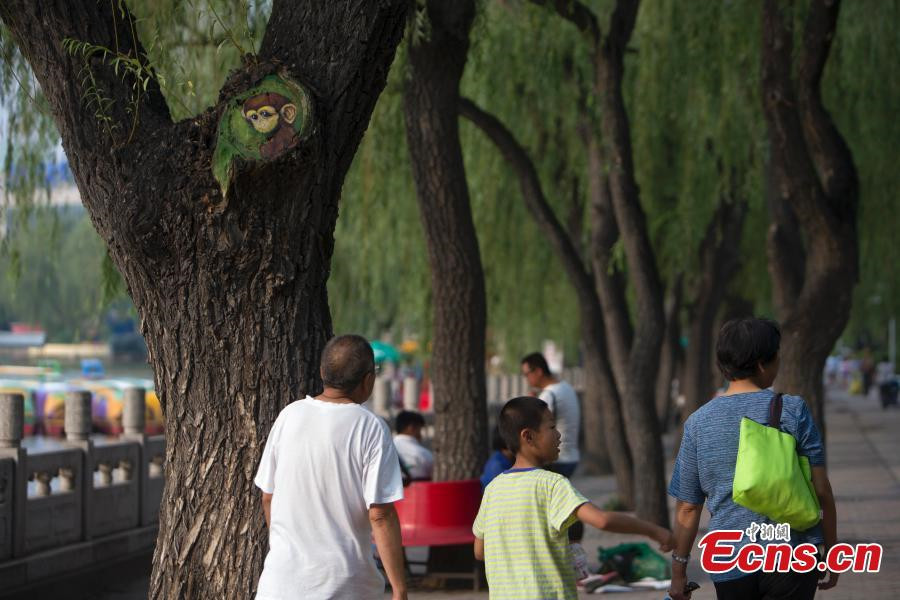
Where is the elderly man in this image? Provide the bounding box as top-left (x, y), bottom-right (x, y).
top-left (254, 334), bottom-right (407, 599)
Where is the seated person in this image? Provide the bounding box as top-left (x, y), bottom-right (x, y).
top-left (480, 426), bottom-right (514, 490)
top-left (393, 410), bottom-right (434, 480)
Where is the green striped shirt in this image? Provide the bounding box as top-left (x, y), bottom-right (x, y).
top-left (473, 467), bottom-right (588, 599)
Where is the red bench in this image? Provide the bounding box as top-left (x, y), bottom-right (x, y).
top-left (394, 479), bottom-right (483, 588)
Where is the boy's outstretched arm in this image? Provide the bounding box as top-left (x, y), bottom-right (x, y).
top-left (575, 502), bottom-right (674, 551)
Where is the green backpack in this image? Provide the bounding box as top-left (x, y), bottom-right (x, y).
top-left (732, 393), bottom-right (821, 531)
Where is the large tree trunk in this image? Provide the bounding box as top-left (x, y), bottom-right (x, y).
top-left (404, 0), bottom-right (488, 481)
top-left (682, 196), bottom-right (747, 417)
top-left (761, 0), bottom-right (858, 436)
top-left (459, 97), bottom-right (634, 505)
top-left (1, 2), bottom-right (407, 597)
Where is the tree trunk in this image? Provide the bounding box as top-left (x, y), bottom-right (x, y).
top-left (1, 2), bottom-right (407, 597)
top-left (655, 275), bottom-right (683, 434)
top-left (530, 0), bottom-right (667, 524)
top-left (595, 0), bottom-right (668, 525)
top-left (458, 97), bottom-right (634, 504)
top-left (584, 131), bottom-right (633, 394)
top-left (404, 0), bottom-right (488, 481)
top-left (580, 306), bottom-right (634, 505)
top-left (761, 0), bottom-right (858, 436)
top-left (682, 196), bottom-right (747, 417)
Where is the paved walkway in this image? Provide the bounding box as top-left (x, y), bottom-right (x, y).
top-left (10, 390), bottom-right (898, 599)
top-left (402, 389), bottom-right (900, 599)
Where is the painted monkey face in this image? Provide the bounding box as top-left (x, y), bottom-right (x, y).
top-left (242, 93), bottom-right (298, 135)
top-left (244, 105), bottom-right (280, 133)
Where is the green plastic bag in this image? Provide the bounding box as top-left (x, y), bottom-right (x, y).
top-left (597, 542), bottom-right (670, 582)
top-left (732, 394), bottom-right (821, 531)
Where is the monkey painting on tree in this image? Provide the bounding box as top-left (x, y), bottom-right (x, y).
top-left (212, 74), bottom-right (314, 197)
top-left (242, 92), bottom-right (299, 160)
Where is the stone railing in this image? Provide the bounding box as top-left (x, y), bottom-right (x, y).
top-left (0, 388), bottom-right (163, 592)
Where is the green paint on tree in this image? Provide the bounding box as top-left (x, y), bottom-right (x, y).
top-left (212, 73), bottom-right (313, 196)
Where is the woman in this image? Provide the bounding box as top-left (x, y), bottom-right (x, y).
top-left (667, 317), bottom-right (838, 600)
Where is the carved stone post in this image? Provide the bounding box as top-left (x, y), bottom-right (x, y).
top-left (120, 387), bottom-right (150, 527)
top-left (64, 390), bottom-right (93, 540)
top-left (0, 392), bottom-right (27, 558)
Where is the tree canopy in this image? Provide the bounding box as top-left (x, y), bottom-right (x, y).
top-left (2, 0), bottom-right (897, 357)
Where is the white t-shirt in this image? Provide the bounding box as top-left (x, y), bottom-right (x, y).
top-left (393, 433), bottom-right (434, 479)
top-left (540, 380), bottom-right (581, 464)
top-left (253, 396), bottom-right (404, 600)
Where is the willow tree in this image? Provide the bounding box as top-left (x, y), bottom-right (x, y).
top-left (761, 0), bottom-right (858, 434)
top-left (0, 1), bottom-right (407, 596)
top-left (404, 0), bottom-right (488, 480)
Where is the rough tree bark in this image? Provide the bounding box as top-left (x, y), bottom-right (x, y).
top-left (404, 0), bottom-right (488, 481)
top-left (682, 194), bottom-right (748, 417)
top-left (0, 1), bottom-right (407, 597)
top-left (460, 98), bottom-right (635, 504)
top-left (533, 0), bottom-right (667, 524)
top-left (761, 0), bottom-right (858, 436)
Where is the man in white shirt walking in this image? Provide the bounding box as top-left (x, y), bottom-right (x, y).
top-left (393, 410), bottom-right (434, 480)
top-left (254, 334), bottom-right (407, 599)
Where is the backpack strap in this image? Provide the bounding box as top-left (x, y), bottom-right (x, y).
top-left (768, 392), bottom-right (784, 431)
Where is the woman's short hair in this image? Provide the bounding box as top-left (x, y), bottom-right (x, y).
top-left (498, 396), bottom-right (548, 454)
top-left (715, 317), bottom-right (781, 381)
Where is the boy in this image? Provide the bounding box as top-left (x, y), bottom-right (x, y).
top-left (473, 396), bottom-right (673, 599)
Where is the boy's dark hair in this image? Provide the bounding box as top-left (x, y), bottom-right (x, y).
top-left (498, 396), bottom-right (549, 454)
top-left (320, 334), bottom-right (374, 393)
top-left (395, 410), bottom-right (425, 433)
top-left (716, 317), bottom-right (781, 381)
top-left (521, 352), bottom-right (551, 376)
top-left (491, 425), bottom-right (508, 452)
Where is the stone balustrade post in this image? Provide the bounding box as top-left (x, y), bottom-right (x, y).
top-left (0, 392), bottom-right (27, 558)
top-left (122, 387), bottom-right (145, 437)
top-left (65, 391), bottom-right (92, 442)
top-left (0, 393), bottom-right (24, 449)
top-left (120, 387), bottom-right (152, 530)
top-left (63, 390), bottom-right (93, 541)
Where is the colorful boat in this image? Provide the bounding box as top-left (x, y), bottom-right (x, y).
top-left (0, 374), bottom-right (163, 436)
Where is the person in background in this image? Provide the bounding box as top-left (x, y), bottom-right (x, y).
top-left (480, 425), bottom-right (514, 490)
top-left (393, 410), bottom-right (434, 480)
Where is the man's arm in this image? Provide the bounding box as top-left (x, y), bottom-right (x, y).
top-left (261, 492), bottom-right (273, 529)
top-left (668, 500), bottom-right (703, 600)
top-left (370, 503), bottom-right (407, 600)
top-left (474, 537), bottom-right (484, 561)
top-left (812, 465), bottom-right (839, 590)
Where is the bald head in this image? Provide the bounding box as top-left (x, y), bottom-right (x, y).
top-left (320, 334), bottom-right (375, 394)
